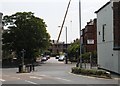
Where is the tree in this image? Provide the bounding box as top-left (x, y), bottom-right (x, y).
top-left (2, 12), bottom-right (50, 64)
top-left (67, 39), bottom-right (80, 62)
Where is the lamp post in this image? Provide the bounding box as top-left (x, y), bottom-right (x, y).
top-left (58, 26), bottom-right (68, 64)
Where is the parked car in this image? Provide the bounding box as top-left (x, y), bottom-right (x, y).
top-left (46, 55), bottom-right (50, 59)
top-left (56, 55), bottom-right (59, 59)
top-left (41, 57), bottom-right (48, 62)
top-left (58, 55), bottom-right (65, 61)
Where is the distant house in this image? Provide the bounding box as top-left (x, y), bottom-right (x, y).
top-left (95, 0), bottom-right (120, 74)
top-left (81, 19), bottom-right (97, 53)
top-left (48, 40), bottom-right (70, 55)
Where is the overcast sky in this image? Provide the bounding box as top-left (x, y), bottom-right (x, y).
top-left (0, 0), bottom-right (110, 43)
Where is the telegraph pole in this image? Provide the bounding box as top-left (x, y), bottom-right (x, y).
top-left (79, 0), bottom-right (82, 68)
top-left (65, 26), bottom-right (68, 64)
top-left (58, 26), bottom-right (68, 64)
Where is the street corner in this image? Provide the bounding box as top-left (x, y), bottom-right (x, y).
top-left (68, 71), bottom-right (115, 80)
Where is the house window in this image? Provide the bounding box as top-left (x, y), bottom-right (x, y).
top-left (99, 31), bottom-right (101, 35)
top-left (87, 39), bottom-right (94, 44)
top-left (102, 24), bottom-right (106, 42)
top-left (113, 2), bottom-right (120, 50)
top-left (85, 28), bottom-right (88, 33)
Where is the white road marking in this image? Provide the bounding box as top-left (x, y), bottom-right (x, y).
top-left (11, 77), bottom-right (21, 80)
top-left (55, 77), bottom-right (71, 82)
top-left (114, 78), bottom-right (120, 80)
top-left (3, 75), bottom-right (10, 77)
top-left (0, 79), bottom-right (6, 82)
top-left (40, 75), bottom-right (47, 77)
top-left (30, 76), bottom-right (42, 80)
top-left (25, 80), bottom-right (37, 84)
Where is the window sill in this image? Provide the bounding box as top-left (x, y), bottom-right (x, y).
top-left (113, 47), bottom-right (120, 50)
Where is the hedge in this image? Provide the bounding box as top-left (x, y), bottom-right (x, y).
top-left (71, 67), bottom-right (111, 79)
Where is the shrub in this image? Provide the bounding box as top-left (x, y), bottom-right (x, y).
top-left (97, 70), bottom-right (104, 75)
top-left (71, 67), bottom-right (111, 79)
top-left (91, 69), bottom-right (97, 75)
top-left (71, 67), bottom-right (81, 74)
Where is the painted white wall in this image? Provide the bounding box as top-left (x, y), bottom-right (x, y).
top-left (97, 2), bottom-right (120, 74)
top-left (118, 52), bottom-right (120, 73)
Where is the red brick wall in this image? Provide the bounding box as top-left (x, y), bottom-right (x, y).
top-left (82, 19), bottom-right (97, 53)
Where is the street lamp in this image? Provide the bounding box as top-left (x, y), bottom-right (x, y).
top-left (58, 26), bottom-right (68, 64)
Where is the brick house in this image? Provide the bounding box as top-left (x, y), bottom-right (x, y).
top-left (48, 40), bottom-right (70, 54)
top-left (81, 19), bottom-right (97, 53)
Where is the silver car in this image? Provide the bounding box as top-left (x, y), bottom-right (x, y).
top-left (58, 55), bottom-right (65, 61)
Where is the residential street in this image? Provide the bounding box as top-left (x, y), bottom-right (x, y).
top-left (1, 0), bottom-right (120, 86)
top-left (1, 57), bottom-right (120, 85)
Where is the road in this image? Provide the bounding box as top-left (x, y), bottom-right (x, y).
top-left (1, 57), bottom-right (120, 85)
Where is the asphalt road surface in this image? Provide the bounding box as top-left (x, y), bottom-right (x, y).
top-left (1, 57), bottom-right (120, 85)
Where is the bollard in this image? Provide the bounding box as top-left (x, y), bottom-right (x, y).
top-left (18, 65), bottom-right (22, 73)
top-left (32, 64), bottom-right (35, 71)
top-left (76, 63), bottom-right (79, 67)
top-left (18, 64), bottom-right (25, 73)
top-left (29, 64), bottom-right (32, 72)
top-left (26, 65), bottom-right (30, 73)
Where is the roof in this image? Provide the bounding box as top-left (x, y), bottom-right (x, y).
top-left (95, 1), bottom-right (111, 13)
top-left (0, 12), bottom-right (3, 15)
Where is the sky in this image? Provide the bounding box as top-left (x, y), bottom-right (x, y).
top-left (0, 0), bottom-right (110, 43)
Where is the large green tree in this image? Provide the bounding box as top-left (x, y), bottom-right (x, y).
top-left (2, 12), bottom-right (50, 63)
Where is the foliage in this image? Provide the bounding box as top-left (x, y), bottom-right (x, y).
top-left (71, 67), bottom-right (81, 74)
top-left (2, 12), bottom-right (50, 63)
top-left (71, 67), bottom-right (111, 79)
top-left (43, 50), bottom-right (51, 56)
top-left (81, 52), bottom-right (90, 60)
top-left (81, 51), bottom-right (97, 63)
top-left (67, 39), bottom-right (80, 61)
top-left (91, 51), bottom-right (97, 58)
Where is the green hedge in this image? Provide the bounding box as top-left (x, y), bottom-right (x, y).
top-left (71, 67), bottom-right (111, 79)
